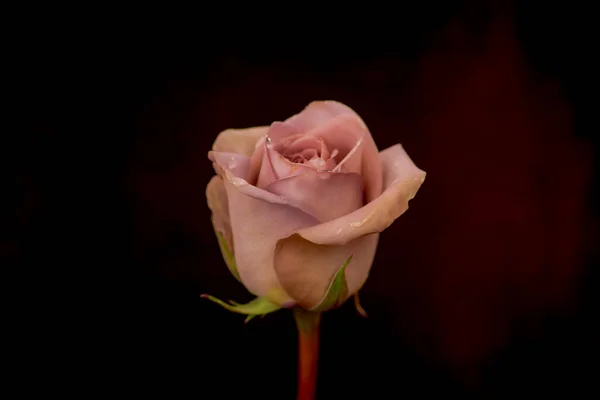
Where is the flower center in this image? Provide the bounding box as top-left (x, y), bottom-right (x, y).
top-left (273, 134), bottom-right (339, 171)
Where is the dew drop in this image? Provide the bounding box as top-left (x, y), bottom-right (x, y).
top-left (231, 177), bottom-right (246, 187)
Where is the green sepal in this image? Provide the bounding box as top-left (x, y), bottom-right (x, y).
top-left (310, 255), bottom-right (352, 312)
top-left (212, 217), bottom-right (240, 282)
top-left (201, 294), bottom-right (281, 323)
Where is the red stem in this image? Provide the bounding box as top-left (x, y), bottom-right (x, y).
top-left (293, 309), bottom-right (321, 400)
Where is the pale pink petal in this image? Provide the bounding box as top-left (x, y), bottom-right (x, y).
top-left (320, 138), bottom-right (330, 160)
top-left (285, 100), bottom-right (353, 131)
top-left (206, 176), bottom-right (231, 248)
top-left (267, 121), bottom-right (298, 144)
top-left (208, 151), bottom-right (251, 179)
top-left (272, 144), bottom-right (425, 308)
top-left (265, 171), bottom-right (363, 222)
top-left (256, 143), bottom-right (315, 189)
top-left (345, 234), bottom-right (379, 296)
top-left (212, 126), bottom-right (269, 157)
top-left (246, 135), bottom-right (266, 185)
top-left (211, 149), bottom-right (290, 206)
top-left (220, 168), bottom-right (288, 206)
top-left (273, 233), bottom-right (379, 309)
top-left (293, 144), bottom-right (426, 246)
top-left (285, 101), bottom-right (383, 202)
top-left (332, 136), bottom-right (363, 173)
top-left (305, 157), bottom-right (331, 170)
top-left (282, 136), bottom-right (323, 156)
top-left (298, 149), bottom-right (318, 160)
top-left (206, 175), bottom-right (242, 281)
top-left (255, 143), bottom-right (278, 189)
top-left (302, 114), bottom-right (364, 173)
top-left (223, 179), bottom-right (319, 306)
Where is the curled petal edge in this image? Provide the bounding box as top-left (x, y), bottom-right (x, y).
top-left (293, 144), bottom-right (426, 246)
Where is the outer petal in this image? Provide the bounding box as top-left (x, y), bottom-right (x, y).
top-left (285, 101), bottom-right (383, 202)
top-left (294, 144), bottom-right (425, 245)
top-left (206, 175), bottom-right (231, 247)
top-left (206, 175), bottom-right (239, 279)
top-left (273, 144), bottom-right (425, 307)
top-left (210, 151), bottom-right (290, 206)
top-left (273, 233), bottom-right (378, 309)
top-left (208, 151), bottom-right (251, 179)
top-left (265, 171), bottom-right (363, 222)
top-left (212, 126), bottom-right (269, 157)
top-left (222, 175), bottom-right (319, 306)
top-left (267, 121), bottom-right (299, 144)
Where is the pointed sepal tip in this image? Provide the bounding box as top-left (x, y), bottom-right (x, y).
top-left (201, 294), bottom-right (281, 323)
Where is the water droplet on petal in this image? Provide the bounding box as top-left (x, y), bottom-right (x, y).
top-left (231, 177), bottom-right (246, 187)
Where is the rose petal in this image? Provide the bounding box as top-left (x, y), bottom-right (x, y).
top-left (256, 142), bottom-right (315, 189)
top-left (303, 114), bottom-right (364, 173)
top-left (208, 151), bottom-right (251, 179)
top-left (273, 233), bottom-right (379, 309)
top-left (223, 179), bottom-right (319, 306)
top-left (246, 136), bottom-right (266, 185)
top-left (292, 144), bottom-right (426, 246)
top-left (212, 126), bottom-right (269, 157)
top-left (285, 100), bottom-right (355, 131)
top-left (272, 144), bottom-right (424, 308)
top-left (320, 138), bottom-right (331, 160)
top-left (298, 149), bottom-right (318, 160)
top-left (306, 157), bottom-right (332, 170)
top-left (332, 135), bottom-right (363, 173)
top-left (287, 101), bottom-right (382, 202)
top-left (282, 136), bottom-right (324, 156)
top-left (206, 175), bottom-right (231, 248)
top-left (220, 168), bottom-right (289, 206)
top-left (267, 121), bottom-right (299, 144)
top-left (265, 171), bottom-right (364, 222)
top-left (210, 150), bottom-right (291, 206)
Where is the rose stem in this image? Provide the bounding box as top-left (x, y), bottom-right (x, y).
top-left (293, 308), bottom-right (322, 400)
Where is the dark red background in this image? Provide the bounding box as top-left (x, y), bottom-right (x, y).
top-left (6, 1), bottom-right (598, 398)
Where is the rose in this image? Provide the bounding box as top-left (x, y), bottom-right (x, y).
top-left (206, 101), bottom-right (425, 310)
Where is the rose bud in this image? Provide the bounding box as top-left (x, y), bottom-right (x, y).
top-left (205, 101), bottom-right (425, 315)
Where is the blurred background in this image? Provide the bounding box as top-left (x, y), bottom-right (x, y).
top-left (6, 0), bottom-right (597, 398)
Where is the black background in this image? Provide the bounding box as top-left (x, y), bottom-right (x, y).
top-left (6, 1), bottom-right (598, 398)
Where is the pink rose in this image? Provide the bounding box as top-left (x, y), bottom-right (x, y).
top-left (207, 101), bottom-right (425, 309)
